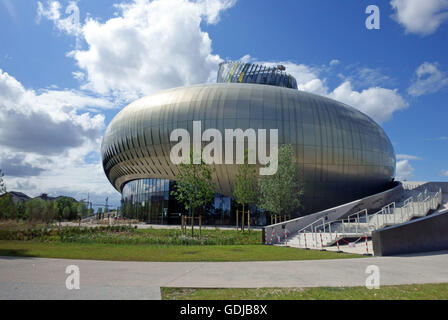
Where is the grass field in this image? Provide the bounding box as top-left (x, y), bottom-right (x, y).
top-left (0, 240), bottom-right (362, 262)
top-left (161, 283), bottom-right (448, 300)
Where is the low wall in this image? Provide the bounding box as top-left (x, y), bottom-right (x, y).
top-left (264, 182), bottom-right (403, 243)
top-left (372, 209), bottom-right (448, 256)
top-left (402, 181), bottom-right (448, 193)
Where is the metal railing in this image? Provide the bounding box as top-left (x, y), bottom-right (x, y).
top-left (281, 188), bottom-right (442, 248)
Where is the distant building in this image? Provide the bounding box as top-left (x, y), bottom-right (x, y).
top-left (0, 191), bottom-right (31, 204)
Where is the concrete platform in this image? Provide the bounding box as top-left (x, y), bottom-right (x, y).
top-left (1, 252), bottom-right (448, 299)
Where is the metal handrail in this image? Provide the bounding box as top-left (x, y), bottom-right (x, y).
top-left (315, 188), bottom-right (438, 236)
top-left (283, 188), bottom-right (443, 248)
top-left (296, 217), bottom-right (325, 234)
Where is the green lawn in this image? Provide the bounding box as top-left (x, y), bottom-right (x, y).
top-left (0, 240), bottom-right (362, 262)
top-left (161, 283), bottom-right (448, 300)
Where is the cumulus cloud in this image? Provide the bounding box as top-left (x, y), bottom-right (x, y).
top-left (255, 60), bottom-right (329, 96)
top-left (391, 0), bottom-right (448, 35)
top-left (341, 65), bottom-right (395, 89)
top-left (252, 59), bottom-right (407, 123)
top-left (329, 59), bottom-right (340, 66)
top-left (396, 159), bottom-right (415, 181)
top-left (38, 1), bottom-right (406, 124)
top-left (408, 62), bottom-right (448, 96)
top-left (0, 69), bottom-right (119, 204)
top-left (37, 1), bottom-right (81, 35)
top-left (396, 154), bottom-right (422, 160)
top-left (329, 82), bottom-right (408, 123)
top-left (38, 0), bottom-right (235, 101)
top-left (0, 69), bottom-right (110, 155)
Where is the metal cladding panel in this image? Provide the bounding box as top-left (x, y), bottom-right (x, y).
top-left (102, 83), bottom-right (396, 214)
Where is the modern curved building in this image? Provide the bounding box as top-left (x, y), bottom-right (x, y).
top-left (102, 62), bottom-right (396, 225)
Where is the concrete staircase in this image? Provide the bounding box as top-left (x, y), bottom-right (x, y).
top-left (272, 188), bottom-right (443, 250)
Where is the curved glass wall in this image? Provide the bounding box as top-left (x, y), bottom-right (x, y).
top-left (217, 61), bottom-right (298, 89)
top-left (121, 178), bottom-right (241, 225)
top-left (122, 179), bottom-right (170, 223)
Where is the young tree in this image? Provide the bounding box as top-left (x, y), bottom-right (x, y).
top-left (25, 198), bottom-right (46, 222)
top-left (0, 194), bottom-right (17, 220)
top-left (97, 207), bottom-right (103, 220)
top-left (258, 144), bottom-right (304, 220)
top-left (16, 201), bottom-right (26, 221)
top-left (43, 201), bottom-right (55, 224)
top-left (233, 150), bottom-right (258, 231)
top-left (55, 197), bottom-right (74, 221)
top-left (77, 202), bottom-right (88, 219)
top-left (70, 202), bottom-right (79, 221)
top-left (171, 151), bottom-right (215, 238)
top-left (62, 206), bottom-right (71, 220)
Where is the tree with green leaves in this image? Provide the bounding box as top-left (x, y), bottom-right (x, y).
top-left (0, 194), bottom-right (17, 220)
top-left (0, 169), bottom-right (6, 195)
top-left (55, 197), bottom-right (74, 221)
top-left (97, 207), bottom-right (103, 220)
top-left (62, 206), bottom-right (71, 220)
top-left (233, 150), bottom-right (258, 231)
top-left (171, 151), bottom-right (215, 238)
top-left (258, 144), bottom-right (304, 219)
top-left (43, 201), bottom-right (55, 224)
top-left (16, 201), bottom-right (26, 221)
top-left (25, 198), bottom-right (46, 222)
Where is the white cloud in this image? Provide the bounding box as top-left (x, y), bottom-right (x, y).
top-left (342, 65), bottom-right (395, 88)
top-left (252, 60), bottom-right (407, 123)
top-left (396, 154), bottom-right (421, 160)
top-left (329, 82), bottom-right (408, 123)
top-left (255, 61), bottom-right (329, 96)
top-left (408, 62), bottom-right (448, 96)
top-left (39, 0), bottom-right (235, 101)
top-left (396, 159), bottom-right (415, 181)
top-left (440, 169), bottom-right (448, 177)
top-left (37, 1), bottom-right (82, 36)
top-left (391, 0), bottom-right (448, 35)
top-left (329, 59), bottom-right (340, 66)
top-left (38, 1), bottom-right (406, 125)
top-left (0, 69), bottom-right (119, 205)
top-left (0, 69), bottom-right (112, 154)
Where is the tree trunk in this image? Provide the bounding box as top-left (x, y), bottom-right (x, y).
top-left (242, 204), bottom-right (245, 232)
top-left (191, 207), bottom-right (194, 238)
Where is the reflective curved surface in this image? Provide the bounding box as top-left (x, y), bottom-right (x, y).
top-left (102, 83), bottom-right (395, 215)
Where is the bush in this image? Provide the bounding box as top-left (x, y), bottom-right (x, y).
top-left (0, 225), bottom-right (262, 245)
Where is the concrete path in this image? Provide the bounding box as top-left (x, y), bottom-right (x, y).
top-left (1, 251), bottom-right (448, 299)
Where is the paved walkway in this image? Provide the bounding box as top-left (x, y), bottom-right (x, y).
top-left (1, 251), bottom-right (448, 299)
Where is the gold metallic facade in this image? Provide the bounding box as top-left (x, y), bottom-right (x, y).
top-left (102, 83), bottom-right (395, 214)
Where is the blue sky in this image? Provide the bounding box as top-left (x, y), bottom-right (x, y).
top-left (0, 0), bottom-right (447, 207)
